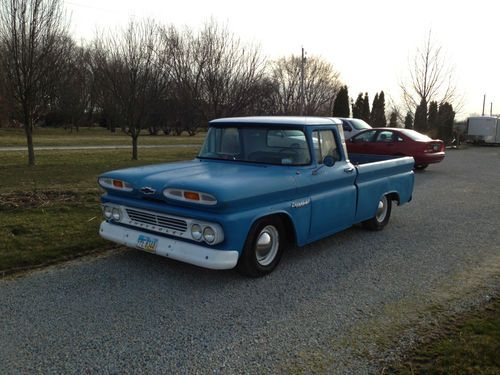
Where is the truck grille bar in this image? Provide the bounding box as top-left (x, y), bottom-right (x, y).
top-left (126, 208), bottom-right (188, 232)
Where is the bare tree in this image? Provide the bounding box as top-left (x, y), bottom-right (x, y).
top-left (303, 57), bottom-right (342, 115)
top-left (0, 0), bottom-right (68, 165)
top-left (386, 95), bottom-right (406, 126)
top-left (93, 20), bottom-right (164, 160)
top-left (270, 55), bottom-right (301, 115)
top-left (400, 30), bottom-right (462, 114)
top-left (243, 76), bottom-right (278, 115)
top-left (270, 55), bottom-right (341, 116)
top-left (198, 21), bottom-right (266, 120)
top-left (158, 25), bottom-right (205, 135)
top-left (0, 54), bottom-right (10, 127)
top-left (89, 44), bottom-right (119, 132)
top-left (42, 38), bottom-right (94, 131)
top-left (59, 43), bottom-right (94, 131)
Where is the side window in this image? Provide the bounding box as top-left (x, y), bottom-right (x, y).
top-left (352, 130), bottom-right (377, 143)
top-left (312, 131), bottom-right (322, 162)
top-left (336, 124), bottom-right (349, 157)
top-left (375, 130), bottom-right (394, 142)
top-left (312, 130), bottom-right (340, 164)
top-left (342, 121), bottom-right (352, 132)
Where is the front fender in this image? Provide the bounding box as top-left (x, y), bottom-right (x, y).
top-left (101, 194), bottom-right (309, 255)
top-left (219, 199), bottom-right (310, 254)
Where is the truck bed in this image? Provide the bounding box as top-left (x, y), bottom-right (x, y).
top-left (348, 153), bottom-right (415, 223)
top-left (349, 153), bottom-right (409, 165)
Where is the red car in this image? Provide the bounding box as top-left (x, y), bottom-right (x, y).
top-left (346, 128), bottom-right (445, 169)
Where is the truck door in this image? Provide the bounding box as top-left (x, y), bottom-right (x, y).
top-left (305, 128), bottom-right (357, 241)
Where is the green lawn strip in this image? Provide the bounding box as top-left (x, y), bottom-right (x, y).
top-left (0, 198), bottom-right (110, 272)
top-left (0, 127), bottom-right (205, 147)
top-left (0, 147), bottom-right (199, 272)
top-left (0, 147), bottom-right (199, 193)
top-left (387, 298), bottom-right (500, 375)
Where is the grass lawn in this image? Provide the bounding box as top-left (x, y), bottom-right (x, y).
top-left (0, 147), bottom-right (199, 273)
top-left (387, 298), bottom-right (500, 375)
top-left (0, 127), bottom-right (205, 147)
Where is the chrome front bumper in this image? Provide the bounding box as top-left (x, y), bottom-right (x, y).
top-left (99, 221), bottom-right (239, 270)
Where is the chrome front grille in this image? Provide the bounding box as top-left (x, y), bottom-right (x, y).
top-left (126, 208), bottom-right (188, 232)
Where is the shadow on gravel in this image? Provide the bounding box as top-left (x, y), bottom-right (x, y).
top-left (106, 222), bottom-right (368, 288)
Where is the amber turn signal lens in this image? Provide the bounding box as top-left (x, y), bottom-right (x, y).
top-left (112, 180), bottom-right (124, 188)
top-left (183, 191), bottom-right (200, 200)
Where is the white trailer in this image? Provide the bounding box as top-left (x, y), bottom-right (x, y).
top-left (467, 116), bottom-right (500, 144)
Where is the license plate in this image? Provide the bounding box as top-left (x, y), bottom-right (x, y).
top-left (137, 235), bottom-right (158, 252)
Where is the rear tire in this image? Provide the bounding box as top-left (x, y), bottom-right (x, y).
top-left (415, 163), bottom-right (429, 170)
top-left (362, 195), bottom-right (392, 231)
top-left (237, 217), bottom-right (285, 277)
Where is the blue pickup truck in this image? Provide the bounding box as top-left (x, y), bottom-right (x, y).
top-left (99, 117), bottom-right (414, 276)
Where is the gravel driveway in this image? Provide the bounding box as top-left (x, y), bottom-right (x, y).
top-left (1, 146), bottom-right (499, 374)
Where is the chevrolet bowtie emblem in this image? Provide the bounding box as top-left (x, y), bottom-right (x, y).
top-left (140, 187), bottom-right (156, 195)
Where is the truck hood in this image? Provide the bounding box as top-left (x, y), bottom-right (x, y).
top-left (100, 159), bottom-right (299, 211)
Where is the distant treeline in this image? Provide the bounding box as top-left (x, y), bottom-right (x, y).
top-left (0, 17), bottom-right (344, 133)
top-left (0, 0), bottom-right (457, 165)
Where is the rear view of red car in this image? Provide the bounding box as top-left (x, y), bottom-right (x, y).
top-left (346, 128), bottom-right (445, 170)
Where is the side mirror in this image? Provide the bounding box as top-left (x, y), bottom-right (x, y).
top-left (323, 155), bottom-right (335, 167)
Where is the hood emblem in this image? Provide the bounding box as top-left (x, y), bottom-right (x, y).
top-left (140, 187), bottom-right (156, 195)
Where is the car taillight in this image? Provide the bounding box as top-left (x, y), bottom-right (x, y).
top-left (424, 142), bottom-right (441, 153)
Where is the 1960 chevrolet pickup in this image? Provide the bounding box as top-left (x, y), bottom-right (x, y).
top-left (99, 117), bottom-right (414, 276)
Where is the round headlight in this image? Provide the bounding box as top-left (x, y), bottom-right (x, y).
top-left (112, 207), bottom-right (121, 221)
top-left (191, 224), bottom-right (203, 241)
top-left (103, 206), bottom-right (113, 219)
top-left (203, 226), bottom-right (216, 244)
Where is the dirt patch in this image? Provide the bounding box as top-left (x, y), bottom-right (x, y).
top-left (0, 190), bottom-right (82, 210)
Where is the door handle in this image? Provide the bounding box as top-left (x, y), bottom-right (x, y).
top-left (344, 166), bottom-right (355, 173)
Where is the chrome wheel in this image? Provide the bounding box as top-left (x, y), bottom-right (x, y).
top-left (362, 195), bottom-right (392, 231)
top-left (255, 225), bottom-right (280, 266)
top-left (375, 196), bottom-right (388, 223)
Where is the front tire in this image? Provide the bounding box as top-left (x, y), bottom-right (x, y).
top-left (362, 195), bottom-right (392, 231)
top-left (237, 217), bottom-right (285, 277)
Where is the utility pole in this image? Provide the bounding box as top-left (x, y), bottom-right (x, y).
top-left (300, 47), bottom-right (306, 116)
top-left (482, 94), bottom-right (486, 116)
top-left (490, 102), bottom-right (493, 116)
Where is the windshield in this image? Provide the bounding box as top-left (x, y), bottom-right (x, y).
top-left (349, 119), bottom-right (372, 130)
top-left (198, 127), bottom-right (311, 166)
top-left (399, 129), bottom-right (432, 141)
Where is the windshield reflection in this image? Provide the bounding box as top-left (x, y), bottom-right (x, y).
top-left (198, 127), bottom-right (311, 166)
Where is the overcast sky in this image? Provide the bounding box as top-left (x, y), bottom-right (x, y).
top-left (65, 0), bottom-right (499, 119)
